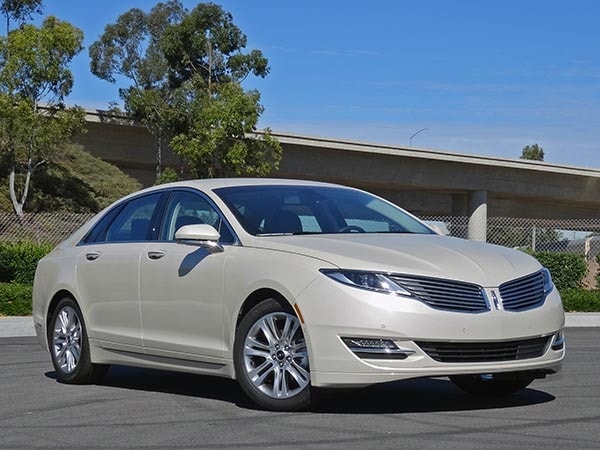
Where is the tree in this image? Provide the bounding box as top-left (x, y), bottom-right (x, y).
top-left (520, 144), bottom-right (544, 161)
top-left (89, 1), bottom-right (185, 182)
top-left (0, 12), bottom-right (85, 216)
top-left (1, 0), bottom-right (42, 34)
top-left (169, 82), bottom-right (281, 178)
top-left (91, 2), bottom-right (281, 180)
top-left (161, 3), bottom-right (280, 178)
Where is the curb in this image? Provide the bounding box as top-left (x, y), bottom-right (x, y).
top-left (564, 313), bottom-right (600, 328)
top-left (1, 314), bottom-right (600, 339)
top-left (0, 316), bottom-right (35, 338)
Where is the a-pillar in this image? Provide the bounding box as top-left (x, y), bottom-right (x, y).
top-left (467, 190), bottom-right (487, 241)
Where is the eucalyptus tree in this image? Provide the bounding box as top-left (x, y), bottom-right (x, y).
top-left (1, 0), bottom-right (42, 34)
top-left (0, 8), bottom-right (85, 216)
top-left (89, 1), bottom-right (185, 181)
top-left (91, 2), bottom-right (281, 180)
top-left (161, 2), bottom-right (280, 178)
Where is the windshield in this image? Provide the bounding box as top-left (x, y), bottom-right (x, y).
top-left (214, 185), bottom-right (434, 236)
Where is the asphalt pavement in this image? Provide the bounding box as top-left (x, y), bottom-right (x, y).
top-left (1, 329), bottom-right (599, 449)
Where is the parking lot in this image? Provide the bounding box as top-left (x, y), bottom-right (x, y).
top-left (1, 328), bottom-right (599, 450)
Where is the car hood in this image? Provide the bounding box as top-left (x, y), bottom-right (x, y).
top-left (250, 234), bottom-right (541, 287)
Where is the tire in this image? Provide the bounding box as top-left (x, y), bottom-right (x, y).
top-left (234, 298), bottom-right (311, 411)
top-left (48, 298), bottom-right (109, 384)
top-left (449, 373), bottom-right (534, 397)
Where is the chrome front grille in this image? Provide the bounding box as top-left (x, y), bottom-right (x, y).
top-left (416, 336), bottom-right (551, 363)
top-left (389, 275), bottom-right (488, 313)
top-left (499, 271), bottom-right (546, 311)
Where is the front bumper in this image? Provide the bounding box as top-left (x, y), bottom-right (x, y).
top-left (296, 276), bottom-right (565, 388)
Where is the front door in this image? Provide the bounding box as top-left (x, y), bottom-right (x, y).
top-left (139, 190), bottom-right (234, 359)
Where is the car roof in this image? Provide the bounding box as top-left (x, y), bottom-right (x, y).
top-left (94, 178), bottom-right (357, 219)
top-left (161, 178), bottom-right (340, 190)
top-left (131, 178), bottom-right (344, 197)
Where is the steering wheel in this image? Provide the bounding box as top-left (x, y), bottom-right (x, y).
top-left (338, 225), bottom-right (366, 233)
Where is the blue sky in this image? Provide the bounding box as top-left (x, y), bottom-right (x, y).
top-left (38, 0), bottom-right (600, 168)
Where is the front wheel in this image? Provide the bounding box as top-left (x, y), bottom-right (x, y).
top-left (49, 298), bottom-right (109, 384)
top-left (234, 298), bottom-right (311, 411)
top-left (449, 373), bottom-right (534, 397)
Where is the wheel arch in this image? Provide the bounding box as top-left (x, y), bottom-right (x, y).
top-left (236, 288), bottom-right (294, 329)
top-left (46, 289), bottom-right (78, 337)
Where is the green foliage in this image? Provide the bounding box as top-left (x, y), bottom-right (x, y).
top-left (160, 2), bottom-right (269, 88)
top-left (163, 3), bottom-right (280, 178)
top-left (90, 1), bottom-right (185, 182)
top-left (520, 143), bottom-right (544, 161)
top-left (170, 82), bottom-right (282, 178)
top-left (531, 251), bottom-right (587, 291)
top-left (560, 288), bottom-right (600, 312)
top-left (0, 241), bottom-right (53, 284)
top-left (155, 166), bottom-right (180, 185)
top-left (33, 143), bottom-right (141, 212)
top-left (1, 16), bottom-right (83, 100)
top-left (0, 282), bottom-right (32, 316)
top-left (0, 239), bottom-right (52, 315)
top-left (89, 1), bottom-right (184, 86)
top-left (1, 0), bottom-right (43, 31)
top-left (91, 1), bottom-right (280, 181)
top-left (0, 144), bottom-right (141, 212)
top-left (0, 13), bottom-right (85, 215)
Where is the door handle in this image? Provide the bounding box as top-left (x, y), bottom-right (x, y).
top-left (147, 250), bottom-right (167, 260)
top-left (85, 252), bottom-right (101, 261)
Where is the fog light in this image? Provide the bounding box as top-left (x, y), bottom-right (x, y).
top-left (341, 337), bottom-right (415, 360)
top-left (551, 330), bottom-right (565, 351)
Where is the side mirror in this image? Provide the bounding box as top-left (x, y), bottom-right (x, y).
top-left (175, 224), bottom-right (224, 253)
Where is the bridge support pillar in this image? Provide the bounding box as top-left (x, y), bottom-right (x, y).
top-left (467, 190), bottom-right (487, 242)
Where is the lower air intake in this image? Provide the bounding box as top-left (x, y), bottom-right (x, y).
top-left (415, 336), bottom-right (551, 363)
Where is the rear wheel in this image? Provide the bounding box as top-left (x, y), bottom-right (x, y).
top-left (234, 298), bottom-right (311, 411)
top-left (49, 298), bottom-right (109, 384)
top-left (450, 373), bottom-right (534, 397)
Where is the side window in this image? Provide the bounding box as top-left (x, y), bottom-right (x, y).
top-left (161, 191), bottom-right (234, 244)
top-left (105, 194), bottom-right (161, 243)
top-left (82, 204), bottom-right (124, 244)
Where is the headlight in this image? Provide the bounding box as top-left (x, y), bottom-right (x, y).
top-left (541, 268), bottom-right (554, 294)
top-left (320, 269), bottom-right (413, 296)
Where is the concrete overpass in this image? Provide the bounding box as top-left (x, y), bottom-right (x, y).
top-left (77, 110), bottom-right (600, 240)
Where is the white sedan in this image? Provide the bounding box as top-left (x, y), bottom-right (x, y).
top-left (32, 179), bottom-right (565, 411)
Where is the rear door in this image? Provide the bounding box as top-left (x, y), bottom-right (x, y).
top-left (76, 193), bottom-right (163, 349)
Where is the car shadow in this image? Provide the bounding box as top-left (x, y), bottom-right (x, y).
top-left (310, 378), bottom-right (555, 414)
top-left (45, 366), bottom-right (555, 414)
top-left (47, 365), bottom-right (257, 409)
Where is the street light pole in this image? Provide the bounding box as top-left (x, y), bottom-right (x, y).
top-left (409, 128), bottom-right (429, 146)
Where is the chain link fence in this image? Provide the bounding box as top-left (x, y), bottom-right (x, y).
top-left (0, 213), bottom-right (94, 245)
top-left (422, 216), bottom-right (600, 259)
top-left (1, 212), bottom-right (600, 260)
